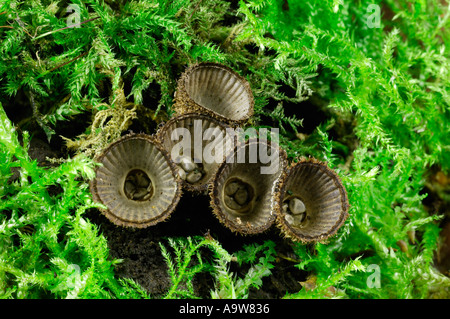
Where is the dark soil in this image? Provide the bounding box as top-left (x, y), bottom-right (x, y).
top-left (84, 191), bottom-right (307, 298)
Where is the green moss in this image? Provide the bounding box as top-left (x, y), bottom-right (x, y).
top-left (0, 0), bottom-right (449, 299)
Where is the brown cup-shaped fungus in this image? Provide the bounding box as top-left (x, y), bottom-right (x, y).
top-left (90, 133), bottom-right (182, 228)
top-left (173, 62), bottom-right (254, 125)
top-left (210, 139), bottom-right (287, 234)
top-left (157, 113), bottom-right (233, 193)
top-left (274, 158), bottom-right (349, 242)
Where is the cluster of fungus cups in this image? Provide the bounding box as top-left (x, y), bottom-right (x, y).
top-left (90, 62), bottom-right (254, 228)
top-left (90, 61), bottom-right (350, 243)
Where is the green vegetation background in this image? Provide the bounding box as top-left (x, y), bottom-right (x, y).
top-left (0, 0), bottom-right (449, 298)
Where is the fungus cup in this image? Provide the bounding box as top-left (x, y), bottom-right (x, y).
top-left (173, 62), bottom-right (254, 125)
top-left (157, 113), bottom-right (232, 193)
top-left (90, 133), bottom-right (182, 228)
top-left (274, 158), bottom-right (349, 242)
top-left (210, 139), bottom-right (287, 235)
